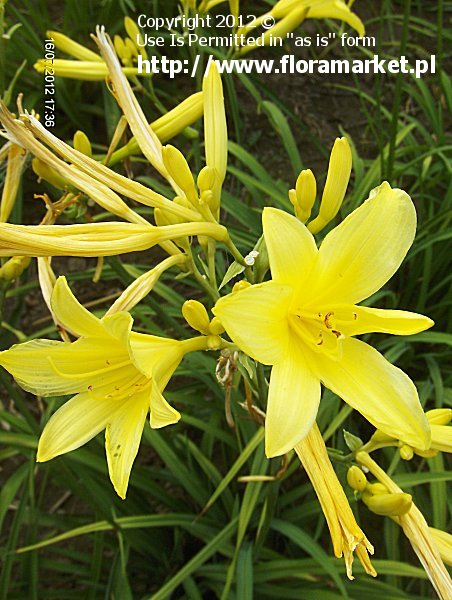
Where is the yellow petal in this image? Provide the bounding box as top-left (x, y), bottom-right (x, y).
top-left (311, 337), bottom-right (431, 450)
top-left (341, 305), bottom-right (434, 336)
top-left (37, 391), bottom-right (118, 462)
top-left (265, 338), bottom-right (320, 457)
top-left (262, 207), bottom-right (317, 289)
top-left (213, 281), bottom-right (292, 365)
top-left (149, 382), bottom-right (181, 429)
top-left (311, 182), bottom-right (416, 305)
top-left (51, 276), bottom-right (104, 337)
top-left (130, 333), bottom-right (184, 385)
top-left (105, 394), bottom-right (149, 498)
top-left (430, 425), bottom-right (452, 453)
top-left (0, 337), bottom-right (135, 396)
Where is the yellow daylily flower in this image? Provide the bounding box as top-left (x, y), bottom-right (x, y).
top-left (356, 451), bottom-right (452, 599)
top-left (213, 183), bottom-right (433, 457)
top-left (0, 277), bottom-right (208, 498)
top-left (295, 424), bottom-right (375, 579)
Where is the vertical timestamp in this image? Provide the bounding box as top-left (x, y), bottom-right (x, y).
top-left (43, 37), bottom-right (56, 128)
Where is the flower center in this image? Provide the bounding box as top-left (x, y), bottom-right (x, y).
top-left (289, 307), bottom-right (358, 357)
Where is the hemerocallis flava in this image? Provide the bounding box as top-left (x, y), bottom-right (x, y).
top-left (213, 182), bottom-right (433, 457)
top-left (0, 277), bottom-right (206, 498)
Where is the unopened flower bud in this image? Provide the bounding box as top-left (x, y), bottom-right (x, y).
top-left (347, 465), bottom-right (367, 492)
top-left (207, 334), bottom-right (222, 350)
top-left (32, 158), bottom-right (69, 190)
top-left (308, 137), bottom-right (352, 234)
top-left (209, 316), bottom-right (225, 335)
top-left (182, 299), bottom-right (211, 334)
top-left (232, 280), bottom-right (251, 293)
top-left (365, 492), bottom-right (412, 517)
top-left (366, 482), bottom-right (388, 495)
top-left (426, 408), bottom-right (452, 426)
top-left (114, 35), bottom-right (132, 63)
top-left (0, 256), bottom-right (31, 281)
top-left (73, 130), bottom-right (92, 158)
top-left (162, 145), bottom-right (198, 205)
top-left (399, 444), bottom-right (414, 461)
top-left (290, 168), bottom-right (317, 222)
top-left (124, 38), bottom-right (138, 59)
top-left (197, 166), bottom-right (216, 192)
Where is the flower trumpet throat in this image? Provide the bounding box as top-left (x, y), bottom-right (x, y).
top-left (213, 183), bottom-right (433, 457)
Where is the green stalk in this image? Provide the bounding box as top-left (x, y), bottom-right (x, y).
top-left (0, 0), bottom-right (6, 99)
top-left (386, 0), bottom-right (411, 181)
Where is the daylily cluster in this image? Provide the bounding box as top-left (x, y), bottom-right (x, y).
top-left (0, 20), bottom-right (449, 593)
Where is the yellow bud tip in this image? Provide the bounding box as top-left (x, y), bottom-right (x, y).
top-left (347, 465), bottom-right (367, 492)
top-left (426, 408), bottom-right (452, 426)
top-left (209, 316), bottom-right (225, 335)
top-left (182, 299), bottom-right (211, 334)
top-left (399, 444), bottom-right (414, 461)
top-left (366, 492), bottom-right (412, 517)
top-left (73, 130), bottom-right (92, 157)
top-left (232, 280), bottom-right (251, 293)
top-left (207, 335), bottom-right (222, 350)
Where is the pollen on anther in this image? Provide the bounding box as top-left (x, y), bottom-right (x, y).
top-left (324, 312), bottom-right (334, 329)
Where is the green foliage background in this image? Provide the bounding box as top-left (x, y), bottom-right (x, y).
top-left (0, 0), bottom-right (450, 598)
